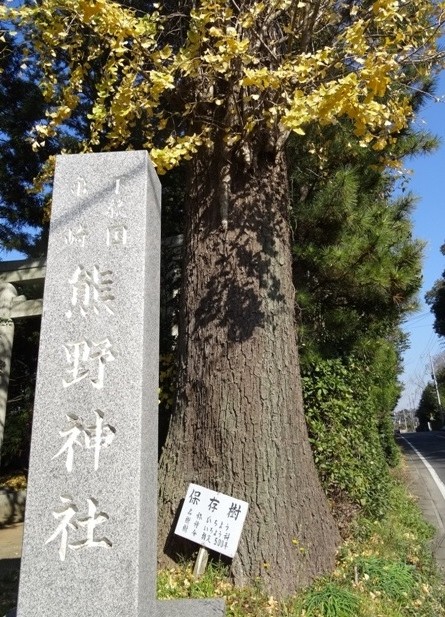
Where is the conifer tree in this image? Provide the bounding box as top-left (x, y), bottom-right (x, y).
top-left (0, 30), bottom-right (50, 256)
top-left (287, 111), bottom-right (435, 519)
top-left (426, 244), bottom-right (445, 339)
top-left (0, 22), bottom-right (87, 256)
top-left (289, 118), bottom-right (435, 362)
top-left (416, 375), bottom-right (445, 429)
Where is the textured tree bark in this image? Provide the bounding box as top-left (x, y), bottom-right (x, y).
top-left (157, 145), bottom-right (340, 597)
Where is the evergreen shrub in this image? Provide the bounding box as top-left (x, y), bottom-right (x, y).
top-left (302, 357), bottom-right (392, 520)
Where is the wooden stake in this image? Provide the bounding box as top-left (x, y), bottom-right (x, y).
top-left (193, 547), bottom-right (209, 579)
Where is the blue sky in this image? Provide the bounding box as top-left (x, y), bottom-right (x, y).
top-left (395, 73), bottom-right (445, 411)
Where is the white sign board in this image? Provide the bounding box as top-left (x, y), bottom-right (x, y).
top-left (174, 483), bottom-right (249, 558)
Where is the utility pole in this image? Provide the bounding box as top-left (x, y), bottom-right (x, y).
top-left (408, 395), bottom-right (417, 432)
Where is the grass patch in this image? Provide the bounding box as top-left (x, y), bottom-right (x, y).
top-left (157, 471), bottom-right (445, 617)
top-left (296, 582), bottom-right (362, 617)
top-left (353, 556), bottom-right (415, 602)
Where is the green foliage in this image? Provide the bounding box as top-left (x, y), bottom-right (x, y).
top-left (297, 583), bottom-right (362, 617)
top-left (0, 32), bottom-right (51, 255)
top-left (368, 341), bottom-right (402, 467)
top-left (349, 477), bottom-right (434, 560)
top-left (415, 378), bottom-right (445, 430)
top-left (290, 121), bottom-right (426, 361)
top-left (289, 113), bottom-right (434, 520)
top-left (302, 357), bottom-right (393, 518)
top-left (1, 405), bottom-right (33, 467)
top-left (158, 352), bottom-right (177, 450)
top-left (159, 354), bottom-right (176, 411)
top-left (337, 475), bottom-right (445, 617)
top-left (0, 23), bottom-right (84, 257)
top-left (426, 243), bottom-right (445, 339)
top-left (353, 556), bottom-right (415, 602)
top-left (379, 412), bottom-right (400, 467)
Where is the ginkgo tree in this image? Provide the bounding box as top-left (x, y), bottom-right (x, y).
top-left (4, 0), bottom-right (444, 597)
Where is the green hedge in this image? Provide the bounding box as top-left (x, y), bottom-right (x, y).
top-left (302, 357), bottom-right (393, 518)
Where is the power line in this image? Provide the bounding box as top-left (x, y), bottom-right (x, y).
top-left (402, 311), bottom-right (432, 324)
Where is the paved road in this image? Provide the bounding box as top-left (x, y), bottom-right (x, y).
top-left (402, 431), bottom-right (445, 484)
top-left (399, 431), bottom-right (445, 573)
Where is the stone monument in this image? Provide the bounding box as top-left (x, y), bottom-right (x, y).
top-left (15, 151), bottom-right (224, 617)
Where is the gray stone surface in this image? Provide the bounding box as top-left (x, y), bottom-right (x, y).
top-left (0, 259), bottom-right (46, 285)
top-left (10, 298), bottom-right (43, 319)
top-left (16, 151), bottom-right (224, 617)
top-left (0, 284), bottom-right (16, 459)
top-left (157, 600), bottom-right (226, 616)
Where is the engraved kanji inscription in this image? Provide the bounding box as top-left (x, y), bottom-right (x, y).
top-left (45, 495), bottom-right (77, 561)
top-left (46, 495), bottom-right (112, 561)
top-left (66, 265), bottom-right (114, 318)
top-left (71, 176), bottom-right (87, 198)
top-left (107, 224), bottom-right (127, 247)
top-left (106, 197), bottom-right (127, 219)
top-left (63, 338), bottom-right (116, 389)
top-left (65, 225), bottom-right (89, 248)
top-left (70, 498), bottom-right (112, 552)
top-left (53, 410), bottom-right (116, 472)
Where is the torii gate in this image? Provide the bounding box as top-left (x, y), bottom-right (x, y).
top-left (0, 258), bottom-right (46, 459)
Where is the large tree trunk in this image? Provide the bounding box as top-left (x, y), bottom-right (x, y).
top-left (158, 145), bottom-right (340, 597)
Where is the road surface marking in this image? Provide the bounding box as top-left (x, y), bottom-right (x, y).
top-left (402, 436), bottom-right (445, 501)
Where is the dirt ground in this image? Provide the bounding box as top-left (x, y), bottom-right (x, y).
top-left (0, 523), bottom-right (23, 562)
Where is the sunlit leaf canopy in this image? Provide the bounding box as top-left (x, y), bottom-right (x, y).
top-left (2, 0), bottom-right (444, 173)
